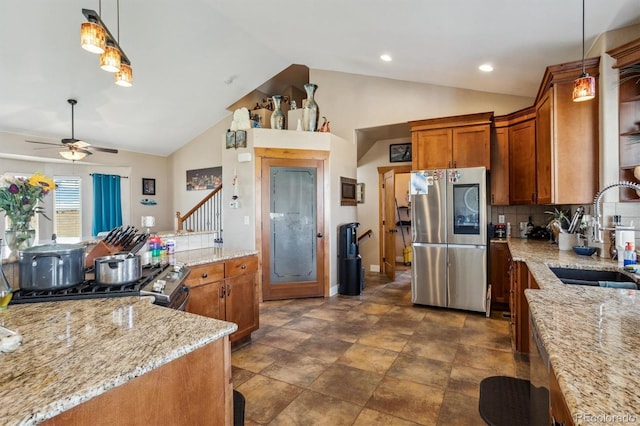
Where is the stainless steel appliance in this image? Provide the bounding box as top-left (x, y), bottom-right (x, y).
top-left (410, 167), bottom-right (488, 312)
top-left (10, 262), bottom-right (191, 310)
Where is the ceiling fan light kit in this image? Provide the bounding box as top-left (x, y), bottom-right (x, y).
top-left (59, 149), bottom-right (88, 161)
top-left (81, 1), bottom-right (132, 86)
top-left (573, 0), bottom-right (595, 102)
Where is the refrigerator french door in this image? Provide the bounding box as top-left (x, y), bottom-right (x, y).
top-left (410, 167), bottom-right (487, 313)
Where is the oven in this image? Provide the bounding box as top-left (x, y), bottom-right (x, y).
top-left (10, 263), bottom-right (191, 310)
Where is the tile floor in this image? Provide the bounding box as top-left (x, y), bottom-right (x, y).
top-left (231, 266), bottom-right (529, 425)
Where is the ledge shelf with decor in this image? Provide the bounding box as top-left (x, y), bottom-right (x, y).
top-left (608, 36), bottom-right (640, 202)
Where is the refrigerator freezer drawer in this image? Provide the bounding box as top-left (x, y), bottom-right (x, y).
top-left (447, 244), bottom-right (487, 312)
top-left (411, 243), bottom-right (447, 307)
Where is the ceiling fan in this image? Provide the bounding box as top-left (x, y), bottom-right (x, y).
top-left (26, 99), bottom-right (119, 161)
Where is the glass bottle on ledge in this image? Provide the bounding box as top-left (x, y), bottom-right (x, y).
top-left (0, 239), bottom-right (13, 310)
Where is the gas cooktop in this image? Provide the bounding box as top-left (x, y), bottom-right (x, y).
top-left (9, 263), bottom-right (190, 308)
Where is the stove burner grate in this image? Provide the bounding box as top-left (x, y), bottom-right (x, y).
top-left (10, 264), bottom-right (169, 305)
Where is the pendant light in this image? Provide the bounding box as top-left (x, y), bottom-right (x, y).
top-left (80, 18), bottom-right (106, 54)
top-left (81, 1), bottom-right (133, 86)
top-left (573, 0), bottom-right (595, 102)
top-left (113, 0), bottom-right (133, 86)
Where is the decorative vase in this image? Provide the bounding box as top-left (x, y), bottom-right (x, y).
top-left (270, 95), bottom-right (285, 130)
top-left (302, 83), bottom-right (320, 131)
top-left (0, 241), bottom-right (12, 309)
top-left (5, 220), bottom-right (36, 256)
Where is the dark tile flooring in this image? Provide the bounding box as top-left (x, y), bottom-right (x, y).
top-left (231, 266), bottom-right (529, 425)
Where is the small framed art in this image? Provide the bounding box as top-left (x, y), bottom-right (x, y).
top-left (389, 143), bottom-right (412, 163)
top-left (142, 178), bottom-right (156, 195)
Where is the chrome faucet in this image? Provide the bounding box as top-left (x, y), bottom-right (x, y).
top-left (592, 181), bottom-right (640, 243)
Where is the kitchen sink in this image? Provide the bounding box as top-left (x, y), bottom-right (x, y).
top-left (549, 267), bottom-right (638, 289)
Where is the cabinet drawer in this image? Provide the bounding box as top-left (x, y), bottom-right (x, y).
top-left (184, 262), bottom-right (225, 287)
top-left (225, 255), bottom-right (258, 278)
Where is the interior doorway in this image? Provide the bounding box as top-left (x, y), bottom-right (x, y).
top-left (378, 165), bottom-right (412, 281)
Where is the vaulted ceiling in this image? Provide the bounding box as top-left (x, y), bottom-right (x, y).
top-left (1, 0), bottom-right (639, 157)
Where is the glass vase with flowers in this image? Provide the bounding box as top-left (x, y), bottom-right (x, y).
top-left (0, 173), bottom-right (55, 257)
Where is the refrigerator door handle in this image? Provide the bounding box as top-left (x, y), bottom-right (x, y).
top-left (447, 243), bottom-right (486, 250)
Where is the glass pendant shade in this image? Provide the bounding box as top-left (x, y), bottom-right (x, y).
top-left (114, 64), bottom-right (133, 87)
top-left (59, 150), bottom-right (88, 161)
top-left (572, 73), bottom-right (596, 102)
top-left (80, 21), bottom-right (106, 54)
top-left (100, 45), bottom-right (121, 73)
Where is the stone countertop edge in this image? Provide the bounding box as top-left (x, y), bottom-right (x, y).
top-left (0, 297), bottom-right (237, 426)
top-left (174, 247), bottom-right (259, 266)
top-left (509, 238), bottom-right (640, 424)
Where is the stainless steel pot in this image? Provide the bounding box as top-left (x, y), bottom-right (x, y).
top-left (95, 254), bottom-right (142, 285)
top-left (19, 243), bottom-right (86, 290)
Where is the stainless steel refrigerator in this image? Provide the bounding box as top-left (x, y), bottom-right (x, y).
top-left (410, 167), bottom-right (488, 312)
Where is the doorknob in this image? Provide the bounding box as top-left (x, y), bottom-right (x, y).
top-left (317, 233), bottom-right (323, 238)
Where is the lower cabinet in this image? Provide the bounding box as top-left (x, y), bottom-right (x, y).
top-left (489, 241), bottom-right (509, 310)
top-left (508, 254), bottom-right (530, 353)
top-left (550, 364), bottom-right (575, 426)
top-left (44, 337), bottom-right (232, 425)
top-left (185, 255), bottom-right (259, 343)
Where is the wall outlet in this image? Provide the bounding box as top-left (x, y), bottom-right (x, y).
top-left (244, 215), bottom-right (250, 225)
top-left (498, 214), bottom-right (505, 224)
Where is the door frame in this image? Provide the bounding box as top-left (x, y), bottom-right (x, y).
top-left (255, 148), bottom-right (330, 300)
top-left (377, 165), bottom-right (412, 278)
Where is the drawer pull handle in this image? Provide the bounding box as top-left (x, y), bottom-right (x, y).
top-left (241, 265), bottom-right (247, 269)
top-left (202, 273), bottom-right (208, 278)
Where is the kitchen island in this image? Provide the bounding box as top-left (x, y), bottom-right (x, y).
top-left (509, 238), bottom-right (640, 425)
top-left (0, 296), bottom-right (237, 425)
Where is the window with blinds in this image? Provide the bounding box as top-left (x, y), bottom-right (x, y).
top-left (54, 177), bottom-right (82, 241)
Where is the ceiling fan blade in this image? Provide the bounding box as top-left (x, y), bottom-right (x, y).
top-left (25, 140), bottom-right (60, 147)
top-left (77, 148), bottom-right (93, 155)
top-left (91, 146), bottom-right (119, 154)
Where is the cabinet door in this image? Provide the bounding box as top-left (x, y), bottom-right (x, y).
top-left (509, 119), bottom-right (536, 205)
top-left (452, 125), bottom-right (490, 169)
top-left (490, 127), bottom-right (509, 205)
top-left (489, 242), bottom-right (509, 307)
top-left (412, 129), bottom-right (452, 170)
top-left (535, 92), bottom-right (552, 204)
top-left (185, 281), bottom-right (225, 320)
top-left (225, 273), bottom-right (259, 342)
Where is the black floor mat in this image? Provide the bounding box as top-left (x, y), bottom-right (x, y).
top-left (479, 376), bottom-right (549, 426)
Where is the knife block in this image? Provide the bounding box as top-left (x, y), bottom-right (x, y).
top-left (85, 241), bottom-right (119, 268)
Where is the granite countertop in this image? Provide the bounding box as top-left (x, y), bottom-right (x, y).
top-left (173, 247), bottom-right (258, 267)
top-left (0, 298), bottom-right (237, 425)
top-left (509, 238), bottom-right (640, 424)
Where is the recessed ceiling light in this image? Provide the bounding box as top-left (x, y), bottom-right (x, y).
top-left (380, 54), bottom-right (392, 62)
top-left (479, 64), bottom-right (494, 72)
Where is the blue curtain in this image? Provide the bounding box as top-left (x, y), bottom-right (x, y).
top-left (92, 174), bottom-right (122, 236)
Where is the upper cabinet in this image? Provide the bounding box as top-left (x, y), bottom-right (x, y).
top-left (533, 58), bottom-right (600, 205)
top-left (409, 112), bottom-right (493, 171)
top-left (494, 59), bottom-right (600, 205)
top-left (608, 37), bottom-right (640, 202)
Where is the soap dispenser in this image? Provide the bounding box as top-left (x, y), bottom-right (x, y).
top-left (623, 242), bottom-right (637, 266)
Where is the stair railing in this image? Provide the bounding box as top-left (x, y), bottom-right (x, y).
top-left (176, 184), bottom-right (223, 233)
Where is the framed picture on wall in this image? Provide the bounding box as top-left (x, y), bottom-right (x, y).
top-left (142, 178), bottom-right (156, 195)
top-left (389, 143), bottom-right (412, 163)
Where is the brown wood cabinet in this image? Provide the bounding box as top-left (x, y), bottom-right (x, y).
top-left (508, 115), bottom-right (537, 205)
top-left (508, 253), bottom-right (530, 353)
top-left (550, 364), bottom-right (575, 426)
top-left (489, 241), bottom-right (509, 310)
top-left (44, 337), bottom-right (233, 426)
top-left (490, 118), bottom-right (509, 205)
top-left (533, 58), bottom-right (600, 205)
top-left (409, 112), bottom-right (493, 171)
top-left (608, 37), bottom-right (640, 202)
top-left (185, 254), bottom-right (259, 343)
